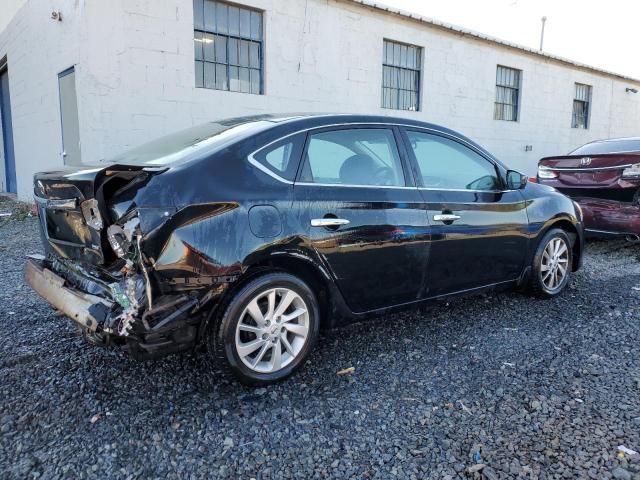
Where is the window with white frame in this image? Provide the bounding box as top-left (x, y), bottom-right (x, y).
top-left (494, 65), bottom-right (521, 121)
top-left (381, 40), bottom-right (422, 111)
top-left (572, 83), bottom-right (591, 129)
top-left (193, 0), bottom-right (263, 94)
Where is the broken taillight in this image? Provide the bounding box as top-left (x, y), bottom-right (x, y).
top-left (537, 166), bottom-right (558, 179)
top-left (622, 163), bottom-right (640, 178)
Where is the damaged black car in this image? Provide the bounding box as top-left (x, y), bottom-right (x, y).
top-left (25, 114), bottom-right (584, 385)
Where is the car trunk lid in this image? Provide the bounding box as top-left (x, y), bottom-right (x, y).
top-left (34, 165), bottom-right (163, 265)
top-left (538, 153), bottom-right (640, 188)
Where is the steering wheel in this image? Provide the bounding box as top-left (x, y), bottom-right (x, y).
top-left (374, 166), bottom-right (396, 185)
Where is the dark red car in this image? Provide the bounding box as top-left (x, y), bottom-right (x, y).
top-left (538, 137), bottom-right (640, 240)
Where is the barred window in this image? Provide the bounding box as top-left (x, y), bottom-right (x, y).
top-left (494, 66), bottom-right (521, 121)
top-left (572, 83), bottom-right (591, 129)
top-left (381, 40), bottom-right (421, 111)
top-left (193, 0), bottom-right (263, 94)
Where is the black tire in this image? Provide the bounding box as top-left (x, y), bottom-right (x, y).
top-left (205, 272), bottom-right (319, 386)
top-left (527, 228), bottom-right (573, 298)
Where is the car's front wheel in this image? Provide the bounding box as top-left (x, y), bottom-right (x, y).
top-left (527, 228), bottom-right (573, 298)
top-left (206, 272), bottom-right (319, 386)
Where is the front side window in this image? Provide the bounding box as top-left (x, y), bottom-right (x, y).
top-left (572, 83), bottom-right (591, 129)
top-left (193, 0), bottom-right (263, 94)
top-left (382, 40), bottom-right (422, 111)
top-left (494, 65), bottom-right (521, 121)
top-left (252, 134), bottom-right (305, 181)
top-left (300, 129), bottom-right (405, 187)
top-left (406, 131), bottom-right (500, 191)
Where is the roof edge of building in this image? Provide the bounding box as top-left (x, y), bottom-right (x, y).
top-left (346, 0), bottom-right (640, 85)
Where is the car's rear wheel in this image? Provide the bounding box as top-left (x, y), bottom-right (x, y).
top-left (206, 272), bottom-right (319, 386)
top-left (527, 228), bottom-right (573, 298)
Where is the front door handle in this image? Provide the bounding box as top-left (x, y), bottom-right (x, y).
top-left (311, 218), bottom-right (350, 227)
top-left (433, 214), bottom-right (461, 222)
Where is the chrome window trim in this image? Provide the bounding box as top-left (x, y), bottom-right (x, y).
top-left (294, 183), bottom-right (513, 193)
top-left (418, 187), bottom-right (516, 193)
top-left (247, 122), bottom-right (500, 188)
top-left (295, 181), bottom-right (414, 190)
top-left (247, 155), bottom-right (294, 184)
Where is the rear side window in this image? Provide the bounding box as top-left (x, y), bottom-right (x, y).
top-left (251, 133), bottom-right (305, 181)
top-left (406, 130), bottom-right (500, 191)
top-left (299, 128), bottom-right (405, 186)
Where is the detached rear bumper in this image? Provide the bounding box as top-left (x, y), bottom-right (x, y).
top-left (23, 257), bottom-right (210, 359)
top-left (24, 259), bottom-right (113, 332)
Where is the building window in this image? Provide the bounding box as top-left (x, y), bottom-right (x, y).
top-left (381, 40), bottom-right (421, 111)
top-left (193, 0), bottom-right (263, 94)
top-left (494, 65), bottom-right (521, 121)
top-left (572, 83), bottom-right (591, 129)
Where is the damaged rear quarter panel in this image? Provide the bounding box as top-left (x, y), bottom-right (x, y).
top-left (145, 203), bottom-right (251, 285)
top-left (129, 139), bottom-right (300, 294)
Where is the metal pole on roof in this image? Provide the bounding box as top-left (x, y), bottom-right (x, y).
top-left (539, 16), bottom-right (547, 51)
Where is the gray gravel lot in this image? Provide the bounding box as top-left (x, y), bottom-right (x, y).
top-left (1, 200), bottom-right (640, 479)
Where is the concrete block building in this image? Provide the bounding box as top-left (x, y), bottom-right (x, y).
top-left (1, 0), bottom-right (639, 200)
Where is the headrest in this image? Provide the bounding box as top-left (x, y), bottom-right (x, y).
top-left (339, 154), bottom-right (376, 185)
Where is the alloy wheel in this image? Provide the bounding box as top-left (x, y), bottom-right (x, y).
top-left (540, 237), bottom-right (569, 291)
top-left (235, 287), bottom-right (310, 373)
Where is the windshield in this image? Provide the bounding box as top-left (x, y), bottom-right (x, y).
top-left (103, 118), bottom-right (273, 166)
top-left (569, 138), bottom-right (640, 156)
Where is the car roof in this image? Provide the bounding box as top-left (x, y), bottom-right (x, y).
top-left (247, 112), bottom-right (460, 135)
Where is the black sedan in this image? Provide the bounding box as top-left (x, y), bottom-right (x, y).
top-left (25, 114), bottom-right (584, 385)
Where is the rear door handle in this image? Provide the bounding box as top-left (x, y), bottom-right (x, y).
top-left (311, 218), bottom-right (350, 227)
top-left (433, 214), bottom-right (461, 222)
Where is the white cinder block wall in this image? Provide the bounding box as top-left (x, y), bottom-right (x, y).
top-left (0, 0), bottom-right (81, 197)
top-left (1, 0), bottom-right (639, 200)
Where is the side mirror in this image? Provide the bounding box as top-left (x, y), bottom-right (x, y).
top-left (506, 170), bottom-right (528, 190)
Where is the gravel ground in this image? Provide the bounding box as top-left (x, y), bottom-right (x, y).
top-left (1, 199), bottom-right (640, 479)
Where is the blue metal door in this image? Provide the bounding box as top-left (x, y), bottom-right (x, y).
top-left (0, 68), bottom-right (16, 193)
